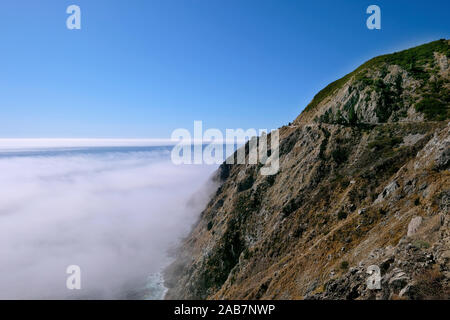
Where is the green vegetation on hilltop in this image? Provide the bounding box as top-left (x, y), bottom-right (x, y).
top-left (303, 39), bottom-right (449, 114)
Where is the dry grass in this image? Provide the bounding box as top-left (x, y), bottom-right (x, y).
top-left (413, 267), bottom-right (449, 300)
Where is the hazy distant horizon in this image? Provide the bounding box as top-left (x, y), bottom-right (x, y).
top-left (0, 138), bottom-right (250, 151)
top-left (0, 138), bottom-right (178, 149)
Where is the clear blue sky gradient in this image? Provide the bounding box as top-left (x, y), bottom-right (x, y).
top-left (0, 0), bottom-right (449, 138)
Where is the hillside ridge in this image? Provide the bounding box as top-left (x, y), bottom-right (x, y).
top-left (165, 39), bottom-right (450, 300)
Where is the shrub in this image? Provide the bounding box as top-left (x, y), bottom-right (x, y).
top-left (293, 225), bottom-right (306, 238)
top-left (374, 80), bottom-right (399, 122)
top-left (340, 179), bottom-right (350, 189)
top-left (348, 105), bottom-right (357, 125)
top-left (368, 136), bottom-right (403, 151)
top-left (282, 197), bottom-right (302, 217)
top-left (280, 131), bottom-right (299, 156)
top-left (413, 267), bottom-right (449, 299)
top-left (412, 240), bottom-right (431, 249)
top-left (318, 127), bottom-right (330, 160)
top-left (202, 218), bottom-right (244, 292)
top-left (266, 174), bottom-right (277, 186)
top-left (415, 97), bottom-right (448, 121)
top-left (237, 175), bottom-right (255, 192)
top-left (235, 193), bottom-right (260, 218)
top-left (340, 261), bottom-right (349, 271)
top-left (332, 148), bottom-right (349, 165)
top-left (218, 163), bottom-right (231, 181)
top-left (337, 211), bottom-right (348, 220)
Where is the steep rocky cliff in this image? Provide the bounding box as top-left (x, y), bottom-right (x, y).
top-left (165, 39), bottom-right (450, 300)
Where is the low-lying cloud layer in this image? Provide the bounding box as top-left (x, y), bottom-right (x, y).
top-left (0, 148), bottom-right (217, 299)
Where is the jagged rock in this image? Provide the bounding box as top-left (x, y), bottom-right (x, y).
top-left (376, 181), bottom-right (399, 203)
top-left (388, 269), bottom-right (409, 290)
top-left (399, 283), bottom-right (412, 298)
top-left (305, 280), bottom-right (319, 295)
top-left (402, 134), bottom-right (425, 147)
top-left (403, 179), bottom-right (416, 195)
top-left (407, 216), bottom-right (423, 236)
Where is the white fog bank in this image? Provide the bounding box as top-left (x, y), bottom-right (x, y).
top-left (0, 147), bottom-right (218, 299)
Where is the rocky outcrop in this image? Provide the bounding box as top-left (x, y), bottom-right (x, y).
top-left (164, 40), bottom-right (450, 300)
top-left (407, 216), bottom-right (423, 236)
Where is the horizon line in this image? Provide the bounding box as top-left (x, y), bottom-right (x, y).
top-left (0, 138), bottom-right (248, 149)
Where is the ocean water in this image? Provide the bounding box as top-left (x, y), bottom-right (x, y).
top-left (143, 272), bottom-right (168, 300)
top-left (0, 145), bottom-right (219, 299)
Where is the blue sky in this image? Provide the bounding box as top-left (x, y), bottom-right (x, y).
top-left (0, 0), bottom-right (448, 138)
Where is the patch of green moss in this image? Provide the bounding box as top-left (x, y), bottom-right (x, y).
top-left (412, 240), bottom-right (431, 249)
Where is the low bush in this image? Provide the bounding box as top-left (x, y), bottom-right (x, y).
top-left (337, 211), bottom-right (348, 220)
top-left (415, 97), bottom-right (448, 121)
top-left (340, 261), bottom-right (349, 271)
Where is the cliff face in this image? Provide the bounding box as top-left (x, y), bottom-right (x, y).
top-left (165, 40), bottom-right (450, 300)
